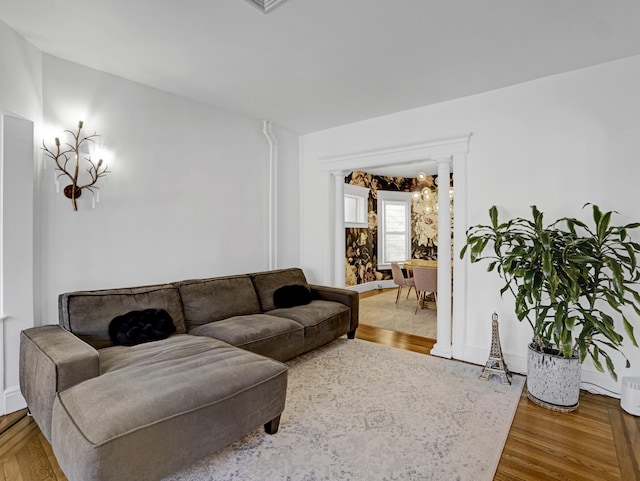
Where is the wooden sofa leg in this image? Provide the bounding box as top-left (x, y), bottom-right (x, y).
top-left (264, 415), bottom-right (281, 435)
top-left (347, 329), bottom-right (356, 339)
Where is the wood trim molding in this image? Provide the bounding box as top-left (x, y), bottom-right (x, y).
top-left (324, 133), bottom-right (472, 361)
top-left (319, 135), bottom-right (471, 172)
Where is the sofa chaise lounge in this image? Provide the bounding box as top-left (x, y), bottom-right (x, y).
top-left (20, 268), bottom-right (359, 481)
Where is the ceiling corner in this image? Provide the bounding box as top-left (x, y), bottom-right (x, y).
top-left (245, 0), bottom-right (287, 13)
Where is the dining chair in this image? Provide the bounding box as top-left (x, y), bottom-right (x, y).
top-left (391, 262), bottom-right (415, 306)
top-left (412, 266), bottom-right (437, 314)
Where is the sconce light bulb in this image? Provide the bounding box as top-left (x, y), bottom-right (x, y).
top-left (97, 159), bottom-right (103, 167)
top-left (55, 137), bottom-right (60, 147)
top-left (78, 120), bottom-right (84, 129)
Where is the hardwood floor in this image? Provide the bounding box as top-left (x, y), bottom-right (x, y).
top-left (1, 321), bottom-right (638, 480)
top-left (495, 389), bottom-right (640, 480)
top-left (0, 409), bottom-right (64, 480)
top-left (356, 323), bottom-right (435, 355)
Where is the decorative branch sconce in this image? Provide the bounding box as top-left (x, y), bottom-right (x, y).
top-left (42, 121), bottom-right (110, 211)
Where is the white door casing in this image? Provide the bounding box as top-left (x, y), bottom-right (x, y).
top-left (1, 114), bottom-right (34, 414)
top-left (321, 134), bottom-right (471, 360)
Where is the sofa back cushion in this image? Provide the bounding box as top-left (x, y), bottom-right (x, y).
top-left (59, 284), bottom-right (186, 349)
top-left (175, 275), bottom-right (261, 330)
top-left (251, 268), bottom-right (310, 312)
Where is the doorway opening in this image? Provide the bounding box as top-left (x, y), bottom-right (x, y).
top-left (343, 168), bottom-right (450, 341)
top-left (322, 134), bottom-right (471, 359)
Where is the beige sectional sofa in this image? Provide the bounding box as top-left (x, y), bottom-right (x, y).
top-left (20, 268), bottom-right (359, 481)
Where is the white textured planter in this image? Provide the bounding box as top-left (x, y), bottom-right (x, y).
top-left (527, 343), bottom-right (580, 412)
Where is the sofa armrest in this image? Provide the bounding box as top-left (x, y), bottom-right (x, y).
top-left (20, 325), bottom-right (100, 441)
top-left (309, 285), bottom-right (359, 335)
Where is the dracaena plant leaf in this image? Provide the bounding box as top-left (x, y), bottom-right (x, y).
top-left (461, 203), bottom-right (640, 380)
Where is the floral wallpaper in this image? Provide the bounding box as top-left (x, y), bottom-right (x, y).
top-left (344, 170), bottom-right (453, 286)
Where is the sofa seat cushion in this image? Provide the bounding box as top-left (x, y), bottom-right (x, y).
top-left (52, 334), bottom-right (287, 481)
top-left (189, 314), bottom-right (304, 362)
top-left (268, 300), bottom-right (352, 352)
top-left (98, 333), bottom-right (230, 374)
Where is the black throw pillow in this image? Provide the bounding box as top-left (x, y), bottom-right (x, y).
top-left (108, 308), bottom-right (176, 346)
top-left (273, 284), bottom-right (312, 309)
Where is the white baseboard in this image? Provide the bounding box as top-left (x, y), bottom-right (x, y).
top-left (430, 344), bottom-right (452, 359)
top-left (4, 385), bottom-right (26, 414)
top-left (580, 368), bottom-right (622, 399)
top-left (463, 344), bottom-right (528, 375)
top-left (464, 344), bottom-right (623, 399)
top-left (346, 280), bottom-right (396, 293)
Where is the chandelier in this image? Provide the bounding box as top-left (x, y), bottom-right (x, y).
top-left (412, 171), bottom-right (453, 213)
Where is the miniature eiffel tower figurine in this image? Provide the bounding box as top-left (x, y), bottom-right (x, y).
top-left (480, 312), bottom-right (512, 384)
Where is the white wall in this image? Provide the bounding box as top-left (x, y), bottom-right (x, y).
top-left (0, 20), bottom-right (42, 413)
top-left (300, 54), bottom-right (640, 397)
top-left (0, 20), bottom-right (42, 121)
top-left (0, 24), bottom-right (301, 413)
top-left (39, 54), bottom-right (301, 327)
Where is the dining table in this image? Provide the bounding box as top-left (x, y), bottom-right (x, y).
top-left (402, 259), bottom-right (437, 271)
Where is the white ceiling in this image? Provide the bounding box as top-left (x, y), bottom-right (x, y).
top-left (2, 0), bottom-right (640, 134)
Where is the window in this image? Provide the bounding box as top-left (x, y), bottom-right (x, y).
top-left (377, 191), bottom-right (412, 269)
top-left (344, 184), bottom-right (370, 228)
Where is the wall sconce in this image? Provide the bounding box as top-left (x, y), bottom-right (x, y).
top-left (42, 121), bottom-right (110, 211)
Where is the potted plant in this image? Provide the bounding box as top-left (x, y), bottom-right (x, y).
top-left (461, 204), bottom-right (640, 411)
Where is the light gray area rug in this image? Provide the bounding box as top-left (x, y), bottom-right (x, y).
top-left (360, 288), bottom-right (438, 338)
top-left (165, 339), bottom-right (525, 481)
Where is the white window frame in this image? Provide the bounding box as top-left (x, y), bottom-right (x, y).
top-left (344, 184), bottom-right (370, 228)
top-left (377, 190), bottom-right (412, 270)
